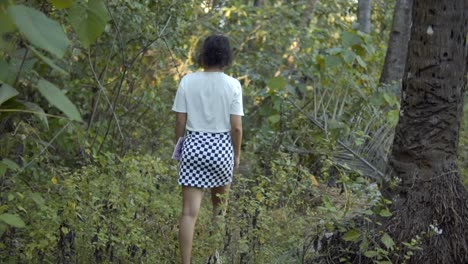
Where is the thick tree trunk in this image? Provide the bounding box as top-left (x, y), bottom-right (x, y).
top-left (358, 0), bottom-right (372, 34)
top-left (386, 0), bottom-right (468, 263)
top-left (379, 0), bottom-right (413, 87)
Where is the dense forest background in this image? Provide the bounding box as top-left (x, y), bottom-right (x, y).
top-left (0, 0), bottom-right (467, 263)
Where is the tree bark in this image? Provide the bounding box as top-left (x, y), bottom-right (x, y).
top-left (386, 0), bottom-right (468, 263)
top-left (358, 0), bottom-right (372, 34)
top-left (379, 0), bottom-right (413, 87)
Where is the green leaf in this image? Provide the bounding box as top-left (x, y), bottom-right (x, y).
top-left (0, 83), bottom-right (19, 106)
top-left (0, 164), bottom-right (6, 177)
top-left (8, 5), bottom-right (69, 58)
top-left (316, 55), bottom-right (325, 70)
top-left (364, 250), bottom-right (379, 258)
top-left (341, 31), bottom-right (361, 48)
top-left (35, 79), bottom-right (82, 121)
top-left (353, 44), bottom-right (367, 57)
top-left (0, 38), bottom-right (7, 51)
top-left (325, 55), bottom-right (341, 68)
top-left (1, 158), bottom-right (20, 171)
top-left (28, 46), bottom-right (68, 76)
top-left (286, 84), bottom-right (296, 95)
top-left (359, 237), bottom-right (369, 252)
top-left (50, 0), bottom-right (74, 9)
top-left (325, 222), bottom-right (335, 231)
top-left (31, 193), bottom-right (45, 207)
top-left (328, 47), bottom-right (343, 55)
top-left (69, 0), bottom-right (110, 47)
top-left (267, 114), bottom-right (280, 124)
top-left (383, 93), bottom-right (394, 105)
top-left (355, 55), bottom-right (367, 69)
top-left (342, 229), bottom-right (361, 242)
top-left (328, 119), bottom-right (345, 130)
top-left (363, 209), bottom-right (374, 215)
top-left (22, 101), bottom-right (49, 129)
top-left (0, 213), bottom-right (26, 228)
top-left (379, 208), bottom-right (392, 217)
top-left (272, 96), bottom-right (282, 111)
top-left (267, 77), bottom-right (287, 91)
top-left (0, 60), bottom-right (15, 85)
top-left (386, 110), bottom-right (399, 126)
top-left (0, 6), bottom-right (16, 34)
top-left (342, 50), bottom-right (355, 64)
top-left (0, 222), bottom-right (7, 237)
top-left (381, 232), bottom-right (395, 250)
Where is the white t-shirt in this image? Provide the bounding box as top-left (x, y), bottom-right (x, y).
top-left (172, 72), bottom-right (244, 133)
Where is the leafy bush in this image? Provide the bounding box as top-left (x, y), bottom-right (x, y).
top-left (1, 153), bottom-right (178, 262)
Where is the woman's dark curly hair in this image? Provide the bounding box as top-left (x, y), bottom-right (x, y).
top-left (199, 34), bottom-right (233, 69)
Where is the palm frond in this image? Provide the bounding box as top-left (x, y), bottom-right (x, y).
top-left (286, 93), bottom-right (394, 181)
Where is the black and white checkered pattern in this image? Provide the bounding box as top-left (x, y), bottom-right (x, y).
top-left (178, 130), bottom-right (234, 188)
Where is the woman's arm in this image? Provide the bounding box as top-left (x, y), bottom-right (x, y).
top-left (230, 115), bottom-right (243, 170)
top-left (175, 112), bottom-right (187, 142)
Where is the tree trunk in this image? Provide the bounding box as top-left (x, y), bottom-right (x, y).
top-left (253, 0), bottom-right (262, 7)
top-left (386, 0), bottom-right (468, 263)
top-left (358, 0), bottom-right (372, 33)
top-left (379, 0), bottom-right (413, 88)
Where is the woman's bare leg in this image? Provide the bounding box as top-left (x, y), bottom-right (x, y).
top-left (180, 186), bottom-right (204, 264)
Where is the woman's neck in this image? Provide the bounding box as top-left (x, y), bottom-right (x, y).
top-left (204, 66), bottom-right (223, 72)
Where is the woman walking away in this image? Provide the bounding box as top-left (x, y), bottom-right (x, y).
top-left (172, 34), bottom-right (244, 264)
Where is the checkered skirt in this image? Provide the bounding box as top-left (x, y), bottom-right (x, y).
top-left (178, 130), bottom-right (234, 188)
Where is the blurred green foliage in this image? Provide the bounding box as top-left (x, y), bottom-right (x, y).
top-left (0, 0), bottom-right (466, 262)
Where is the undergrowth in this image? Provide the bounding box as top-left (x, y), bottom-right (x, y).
top-left (0, 145), bottom-right (383, 263)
